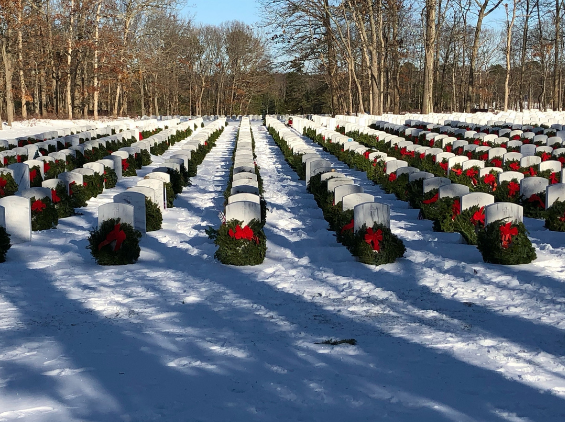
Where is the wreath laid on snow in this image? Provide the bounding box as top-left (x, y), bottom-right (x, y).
top-left (0, 172), bottom-right (18, 198)
top-left (520, 192), bottom-right (547, 219)
top-left (545, 200), bottom-right (565, 232)
top-left (69, 181), bottom-right (90, 208)
top-left (494, 180), bottom-right (521, 203)
top-left (30, 196), bottom-right (58, 231)
top-left (434, 204), bottom-right (485, 245)
top-left (0, 226), bottom-right (11, 262)
top-left (141, 150), bottom-right (152, 166)
top-left (103, 166), bottom-right (118, 189)
top-left (210, 219), bottom-right (266, 266)
top-left (145, 197), bottom-right (163, 232)
top-left (165, 182), bottom-right (175, 208)
top-left (87, 218), bottom-right (142, 265)
top-left (122, 156), bottom-right (137, 177)
top-left (477, 220), bottom-right (537, 265)
top-left (348, 223), bottom-right (406, 265)
top-left (44, 160), bottom-right (65, 180)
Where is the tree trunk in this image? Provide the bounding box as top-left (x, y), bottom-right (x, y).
top-left (93, 1), bottom-right (102, 120)
top-left (2, 37), bottom-right (15, 127)
top-left (553, 0), bottom-right (561, 110)
top-left (422, 0), bottom-right (436, 114)
top-left (17, 0), bottom-right (27, 119)
top-left (66, 0), bottom-right (74, 119)
top-left (504, 1), bottom-right (517, 111)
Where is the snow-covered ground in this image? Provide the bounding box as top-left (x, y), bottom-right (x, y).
top-left (0, 120), bottom-right (564, 421)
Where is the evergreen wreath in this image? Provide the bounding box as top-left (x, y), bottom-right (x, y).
top-left (211, 219), bottom-right (266, 266)
top-left (30, 196), bottom-right (58, 231)
top-left (348, 223), bottom-right (406, 265)
top-left (0, 226), bottom-right (10, 262)
top-left (65, 154), bottom-right (78, 171)
top-left (145, 197), bottom-right (163, 231)
top-left (69, 182), bottom-right (89, 208)
top-left (0, 172), bottom-right (18, 198)
top-left (435, 204), bottom-right (485, 245)
top-left (477, 220), bottom-right (537, 265)
top-left (103, 166), bottom-right (118, 189)
top-left (44, 160), bottom-right (65, 180)
top-left (141, 150), bottom-right (152, 166)
top-left (87, 218), bottom-right (142, 265)
top-left (165, 182), bottom-right (175, 208)
top-left (29, 165), bottom-right (43, 187)
top-left (544, 200), bottom-right (565, 232)
top-left (122, 156), bottom-right (137, 177)
top-left (520, 192), bottom-right (547, 219)
top-left (167, 168), bottom-right (184, 195)
top-left (494, 180), bottom-right (522, 203)
top-left (51, 184), bottom-right (74, 218)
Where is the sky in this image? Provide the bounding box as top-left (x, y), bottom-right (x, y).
top-left (182, 0), bottom-right (261, 27)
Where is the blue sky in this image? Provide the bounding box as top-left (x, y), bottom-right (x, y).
top-left (182, 0), bottom-right (261, 26)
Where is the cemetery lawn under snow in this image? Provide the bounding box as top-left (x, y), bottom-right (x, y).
top-left (1, 120), bottom-right (565, 422)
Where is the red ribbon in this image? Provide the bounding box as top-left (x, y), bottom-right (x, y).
top-left (429, 140), bottom-right (434, 147)
top-left (500, 222), bottom-right (518, 249)
top-left (422, 193), bottom-right (439, 204)
top-left (2, 157), bottom-right (7, 165)
top-left (541, 153), bottom-right (552, 162)
top-left (29, 169), bottom-right (37, 181)
top-left (559, 156), bottom-right (565, 165)
top-left (525, 167), bottom-right (537, 176)
top-left (451, 199), bottom-right (461, 220)
top-left (559, 212), bottom-right (565, 222)
top-left (31, 199), bottom-right (46, 213)
top-left (0, 177), bottom-right (6, 196)
top-left (446, 145), bottom-right (452, 152)
top-left (528, 194), bottom-right (545, 209)
top-left (473, 139), bottom-right (480, 145)
top-left (388, 173), bottom-right (397, 182)
top-left (419, 153), bottom-right (425, 160)
top-left (471, 206), bottom-right (485, 226)
top-left (511, 135), bottom-right (520, 140)
top-left (466, 168), bottom-right (478, 185)
top-left (466, 152), bottom-right (473, 159)
top-left (508, 181), bottom-right (520, 197)
top-left (451, 167), bottom-right (463, 176)
top-left (490, 158), bottom-right (502, 168)
top-left (139, 133), bottom-right (143, 140)
top-left (501, 143), bottom-right (507, 148)
top-left (44, 162), bottom-right (50, 173)
top-left (364, 228), bottom-right (383, 251)
top-left (480, 153), bottom-right (488, 161)
top-left (228, 224), bottom-right (256, 242)
top-left (364, 151), bottom-right (370, 159)
top-left (439, 162), bottom-right (448, 171)
top-left (98, 223), bottom-right (127, 252)
top-left (51, 189), bottom-right (60, 203)
top-left (509, 162), bottom-right (521, 171)
top-left (483, 173), bottom-right (497, 191)
top-left (16, 155), bottom-right (21, 163)
top-left (549, 172), bottom-right (559, 184)
top-left (341, 219), bottom-right (354, 233)
top-left (122, 159), bottom-right (129, 171)
top-left (69, 181), bottom-right (76, 195)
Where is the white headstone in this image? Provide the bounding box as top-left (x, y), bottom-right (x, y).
top-left (7, 163), bottom-right (30, 192)
top-left (520, 155), bottom-right (542, 168)
top-left (327, 177), bottom-right (354, 193)
top-left (460, 192), bottom-right (495, 211)
top-left (439, 183), bottom-right (470, 199)
top-left (498, 171), bottom-right (524, 183)
top-left (423, 177), bottom-right (451, 193)
top-left (334, 185), bottom-right (363, 205)
top-left (342, 193), bottom-right (374, 211)
top-left (20, 187), bottom-right (52, 201)
top-left (137, 179), bottom-right (165, 211)
top-left (148, 171), bottom-right (171, 184)
top-left (0, 196), bottom-right (31, 243)
top-left (409, 171), bottom-right (434, 182)
top-left (520, 176), bottom-right (549, 198)
top-left (113, 191), bottom-right (147, 233)
top-left (484, 202), bottom-right (523, 225)
top-left (227, 193), bottom-right (260, 205)
top-left (353, 202), bottom-right (390, 232)
top-left (98, 203), bottom-right (135, 229)
top-left (104, 155), bottom-right (122, 179)
top-left (546, 183), bottom-right (565, 208)
top-left (225, 201), bottom-right (261, 225)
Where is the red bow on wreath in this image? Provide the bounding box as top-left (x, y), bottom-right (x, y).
top-left (364, 151), bottom-right (370, 159)
top-left (471, 206), bottom-right (485, 225)
top-left (439, 162), bottom-right (448, 171)
top-left (44, 162), bottom-right (50, 173)
top-left (508, 181), bottom-right (520, 197)
top-left (31, 199), bottom-right (46, 213)
top-left (509, 162), bottom-right (520, 171)
top-left (541, 152), bottom-right (552, 162)
top-left (51, 189), bottom-right (60, 203)
top-left (228, 224), bottom-right (258, 243)
top-left (549, 173), bottom-right (559, 184)
top-left (490, 159), bottom-right (502, 168)
top-left (451, 167), bottom-right (463, 176)
top-left (29, 169), bottom-right (37, 181)
top-left (500, 222), bottom-right (518, 249)
top-left (525, 167), bottom-right (537, 176)
top-left (16, 155), bottom-right (21, 163)
top-left (419, 153), bottom-right (426, 160)
top-left (69, 181), bottom-right (76, 195)
top-left (98, 223), bottom-right (127, 251)
top-left (341, 219), bottom-right (354, 233)
top-left (528, 194), bottom-right (545, 209)
top-left (559, 156), bottom-right (565, 165)
top-left (429, 140), bottom-right (435, 147)
top-left (364, 228), bottom-right (383, 251)
top-left (388, 173), bottom-right (397, 182)
top-left (465, 168), bottom-right (479, 185)
top-left (122, 159), bottom-right (129, 171)
top-left (422, 193), bottom-right (439, 204)
top-left (483, 173), bottom-right (497, 191)
top-left (480, 153), bottom-right (488, 161)
top-left (466, 152), bottom-right (473, 159)
top-left (451, 199), bottom-right (461, 220)
top-left (0, 178), bottom-right (6, 196)
top-left (559, 212), bottom-right (565, 222)
top-left (446, 145), bottom-right (452, 152)
top-left (3, 157), bottom-right (7, 165)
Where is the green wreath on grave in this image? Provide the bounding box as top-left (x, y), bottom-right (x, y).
top-left (434, 204), bottom-right (486, 245)
top-left (349, 223), bottom-right (406, 266)
top-left (520, 192), bottom-right (547, 219)
top-left (145, 197), bottom-right (162, 232)
top-left (381, 172), bottom-right (410, 201)
top-left (211, 219), bottom-right (266, 266)
top-left (2, 155), bottom-right (17, 166)
top-left (44, 160), bottom-right (65, 180)
top-left (140, 150), bottom-right (152, 166)
top-left (82, 174), bottom-right (98, 199)
top-left (167, 168), bottom-right (184, 195)
top-left (103, 166), bottom-right (118, 189)
top-left (0, 226), bottom-right (10, 262)
top-left (406, 179), bottom-right (425, 209)
top-left (30, 196), bottom-right (58, 231)
top-left (29, 165), bottom-right (43, 187)
top-left (0, 172), bottom-right (18, 198)
top-left (165, 182), bottom-right (175, 208)
top-left (122, 156), bottom-right (137, 177)
top-left (50, 183), bottom-right (74, 218)
top-left (477, 220), bottom-right (537, 265)
top-left (134, 152), bottom-right (143, 169)
top-left (69, 182), bottom-right (89, 208)
top-left (65, 154), bottom-right (78, 171)
top-left (544, 200), bottom-right (565, 232)
top-left (493, 179), bottom-right (522, 203)
top-left (88, 218), bottom-right (142, 265)
top-left (421, 195), bottom-right (456, 222)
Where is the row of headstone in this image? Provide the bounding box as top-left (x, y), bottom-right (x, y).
top-left (225, 118), bottom-right (261, 225)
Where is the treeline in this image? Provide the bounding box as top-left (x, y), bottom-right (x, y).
top-left (260, 0), bottom-right (565, 115)
top-left (0, 0), bottom-right (271, 125)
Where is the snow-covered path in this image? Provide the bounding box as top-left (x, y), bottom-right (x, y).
top-left (0, 122), bottom-right (564, 421)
